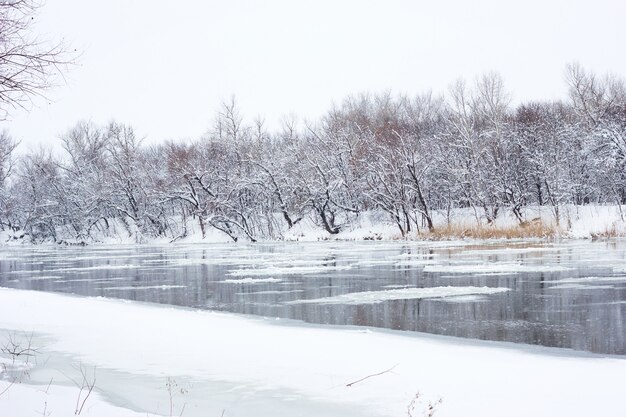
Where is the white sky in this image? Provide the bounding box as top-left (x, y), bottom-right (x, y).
top-left (4, 0), bottom-right (626, 148)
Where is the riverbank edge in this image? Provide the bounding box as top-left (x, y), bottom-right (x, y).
top-left (1, 205), bottom-right (625, 245)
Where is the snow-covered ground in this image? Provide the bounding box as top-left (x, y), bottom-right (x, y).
top-left (0, 288), bottom-right (624, 417)
top-left (2, 205), bottom-right (626, 245)
top-left (0, 378), bottom-right (147, 417)
top-left (269, 205), bottom-right (626, 242)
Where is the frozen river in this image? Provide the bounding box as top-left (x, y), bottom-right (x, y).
top-left (1, 239), bottom-right (625, 355)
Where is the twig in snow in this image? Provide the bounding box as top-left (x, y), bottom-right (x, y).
top-left (0, 379), bottom-right (16, 397)
top-left (74, 363), bottom-right (96, 415)
top-left (345, 364), bottom-right (398, 387)
top-left (36, 377), bottom-right (53, 394)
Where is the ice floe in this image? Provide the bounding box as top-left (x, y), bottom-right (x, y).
top-left (228, 265), bottom-right (352, 276)
top-left (287, 286), bottom-right (509, 305)
top-left (423, 263), bottom-right (572, 274)
top-left (103, 285), bottom-right (187, 290)
top-left (222, 278), bottom-right (283, 284)
top-left (548, 284), bottom-right (614, 290)
top-left (547, 276), bottom-right (626, 284)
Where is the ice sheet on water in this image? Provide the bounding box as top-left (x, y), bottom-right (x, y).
top-left (228, 265), bottom-right (352, 277)
top-left (382, 285), bottom-right (413, 289)
top-left (222, 278), bottom-right (283, 284)
top-left (104, 285), bottom-right (187, 290)
top-left (436, 295), bottom-right (489, 303)
top-left (459, 247), bottom-right (562, 256)
top-left (167, 255), bottom-right (342, 269)
top-left (46, 264), bottom-right (142, 272)
top-left (587, 300), bottom-right (626, 306)
top-left (256, 259), bottom-right (348, 268)
top-left (548, 284), bottom-right (614, 290)
top-left (547, 276), bottom-right (626, 284)
top-left (287, 286), bottom-right (509, 305)
top-left (423, 263), bottom-right (572, 274)
top-left (24, 275), bottom-right (64, 280)
top-left (236, 290), bottom-right (304, 295)
top-left (55, 277), bottom-right (127, 283)
top-left (7, 270), bottom-right (46, 275)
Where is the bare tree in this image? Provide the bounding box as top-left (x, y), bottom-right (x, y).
top-left (0, 0), bottom-right (73, 119)
top-left (566, 62), bottom-right (626, 127)
top-left (3, 65), bottom-right (625, 242)
top-left (0, 130), bottom-right (18, 229)
top-left (0, 130), bottom-right (17, 184)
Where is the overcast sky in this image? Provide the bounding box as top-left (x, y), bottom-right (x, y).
top-left (4, 0), bottom-right (626, 148)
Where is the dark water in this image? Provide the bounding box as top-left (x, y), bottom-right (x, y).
top-left (1, 240), bottom-right (625, 355)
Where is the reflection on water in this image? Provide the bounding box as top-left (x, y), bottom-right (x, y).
top-left (0, 240), bottom-right (625, 354)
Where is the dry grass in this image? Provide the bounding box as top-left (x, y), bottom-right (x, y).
top-left (419, 221), bottom-right (559, 240)
top-left (590, 222), bottom-right (626, 240)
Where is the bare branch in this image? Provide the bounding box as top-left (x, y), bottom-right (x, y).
top-left (345, 364), bottom-right (398, 387)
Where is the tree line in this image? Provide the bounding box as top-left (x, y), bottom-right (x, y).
top-left (1, 64), bottom-right (625, 243)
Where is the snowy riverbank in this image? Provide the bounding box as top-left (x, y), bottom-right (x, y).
top-left (2, 205), bottom-right (626, 245)
top-left (0, 288), bottom-right (624, 417)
